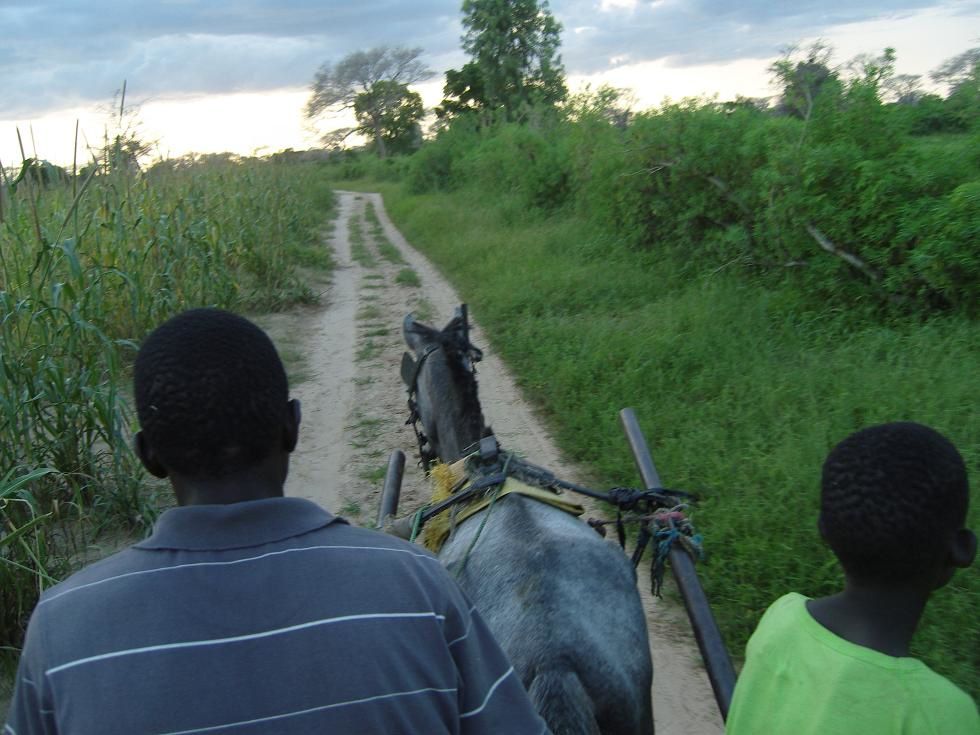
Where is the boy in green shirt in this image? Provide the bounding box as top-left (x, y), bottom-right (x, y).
top-left (727, 422), bottom-right (978, 734)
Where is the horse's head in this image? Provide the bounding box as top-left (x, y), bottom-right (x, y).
top-left (401, 306), bottom-right (490, 467)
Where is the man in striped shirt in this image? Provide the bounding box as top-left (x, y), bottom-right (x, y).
top-left (6, 308), bottom-right (548, 735)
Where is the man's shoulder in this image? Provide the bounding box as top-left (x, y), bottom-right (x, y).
top-left (40, 544), bottom-right (145, 602)
top-left (316, 523), bottom-right (444, 572)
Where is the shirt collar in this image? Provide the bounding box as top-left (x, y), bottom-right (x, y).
top-left (135, 497), bottom-right (346, 551)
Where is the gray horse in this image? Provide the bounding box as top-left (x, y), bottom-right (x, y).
top-left (401, 308), bottom-right (654, 735)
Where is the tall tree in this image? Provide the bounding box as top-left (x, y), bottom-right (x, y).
top-left (930, 47), bottom-right (980, 96)
top-left (306, 47), bottom-right (433, 157)
top-left (770, 43), bottom-right (836, 120)
top-left (439, 0), bottom-right (566, 120)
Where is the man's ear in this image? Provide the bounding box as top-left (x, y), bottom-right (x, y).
top-left (135, 431), bottom-right (168, 479)
top-left (283, 399), bottom-right (301, 453)
top-left (949, 528), bottom-right (978, 570)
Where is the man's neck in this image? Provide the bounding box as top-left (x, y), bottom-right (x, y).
top-left (170, 456), bottom-right (288, 506)
top-left (806, 581), bottom-right (930, 657)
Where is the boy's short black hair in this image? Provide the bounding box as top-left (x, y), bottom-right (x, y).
top-left (820, 422), bottom-right (969, 584)
top-left (134, 308), bottom-right (289, 478)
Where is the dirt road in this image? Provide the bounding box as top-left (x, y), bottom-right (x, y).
top-left (266, 190), bottom-right (725, 735)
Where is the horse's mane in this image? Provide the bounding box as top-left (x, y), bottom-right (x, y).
top-left (437, 321), bottom-right (488, 439)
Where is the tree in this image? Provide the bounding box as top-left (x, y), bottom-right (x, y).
top-left (930, 47), bottom-right (980, 95)
top-left (931, 47), bottom-right (979, 131)
top-left (770, 42), bottom-right (836, 119)
top-left (885, 74), bottom-right (924, 105)
top-left (439, 0), bottom-right (567, 120)
top-left (306, 47), bottom-right (433, 157)
top-left (354, 81), bottom-right (424, 155)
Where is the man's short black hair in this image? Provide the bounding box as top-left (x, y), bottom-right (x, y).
top-left (134, 308), bottom-right (289, 478)
top-left (820, 422), bottom-right (969, 584)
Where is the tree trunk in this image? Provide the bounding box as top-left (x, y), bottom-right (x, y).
top-left (372, 118), bottom-right (387, 159)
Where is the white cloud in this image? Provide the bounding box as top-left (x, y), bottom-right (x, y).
top-left (599, 0), bottom-right (639, 11)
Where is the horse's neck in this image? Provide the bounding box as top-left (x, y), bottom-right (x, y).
top-left (435, 363), bottom-right (485, 462)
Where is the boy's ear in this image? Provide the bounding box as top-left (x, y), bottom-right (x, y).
top-left (282, 399), bottom-right (301, 453)
top-left (135, 431), bottom-right (168, 479)
top-left (949, 528), bottom-right (977, 569)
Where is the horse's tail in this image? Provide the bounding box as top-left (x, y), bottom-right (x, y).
top-left (526, 670), bottom-right (600, 735)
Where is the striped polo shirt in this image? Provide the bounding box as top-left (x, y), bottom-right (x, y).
top-left (6, 497), bottom-right (548, 735)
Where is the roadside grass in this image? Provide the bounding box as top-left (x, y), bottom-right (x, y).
top-left (364, 327), bottom-right (391, 337)
top-left (357, 305), bottom-right (383, 320)
top-left (410, 296), bottom-right (435, 324)
top-left (365, 201), bottom-right (405, 264)
top-left (356, 339), bottom-right (383, 362)
top-left (339, 498), bottom-right (362, 519)
top-left (395, 268), bottom-right (421, 287)
top-left (358, 465), bottom-right (388, 485)
top-left (348, 416), bottom-right (383, 449)
top-left (348, 213), bottom-right (377, 268)
top-left (376, 183), bottom-right (980, 698)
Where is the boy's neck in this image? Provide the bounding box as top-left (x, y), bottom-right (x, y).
top-left (806, 580), bottom-right (930, 658)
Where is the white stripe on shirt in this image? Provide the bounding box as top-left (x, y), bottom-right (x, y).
top-left (5, 724), bottom-right (18, 735)
top-left (448, 607), bottom-right (477, 647)
top-left (46, 612), bottom-right (445, 676)
top-left (460, 666), bottom-right (515, 719)
top-left (40, 544), bottom-right (439, 606)
top-left (156, 686), bottom-right (458, 735)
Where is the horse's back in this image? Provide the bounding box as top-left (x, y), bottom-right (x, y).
top-left (441, 495), bottom-right (653, 734)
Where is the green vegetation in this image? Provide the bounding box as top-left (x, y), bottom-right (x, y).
top-left (356, 339), bottom-right (383, 362)
top-left (306, 47), bottom-right (432, 157)
top-left (347, 212), bottom-right (377, 267)
top-left (410, 296), bottom-right (435, 324)
top-left (347, 416), bottom-right (383, 449)
top-left (357, 304), bottom-right (383, 320)
top-left (339, 498), bottom-right (363, 518)
top-left (375, 179), bottom-right (979, 696)
top-left (358, 465), bottom-right (388, 485)
top-left (315, 36), bottom-right (980, 695)
top-left (365, 201), bottom-right (405, 263)
top-left (0, 155), bottom-right (334, 669)
top-left (440, 0), bottom-right (566, 119)
top-left (395, 267), bottom-right (421, 287)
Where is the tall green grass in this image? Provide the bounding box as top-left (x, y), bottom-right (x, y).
top-left (374, 183), bottom-right (980, 698)
top-left (0, 155), bottom-right (334, 663)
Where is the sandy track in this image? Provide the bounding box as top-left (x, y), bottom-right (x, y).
top-left (276, 190), bottom-right (724, 735)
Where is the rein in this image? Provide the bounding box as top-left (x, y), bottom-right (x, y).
top-left (405, 342), bottom-right (441, 470)
top-left (408, 442), bottom-right (702, 596)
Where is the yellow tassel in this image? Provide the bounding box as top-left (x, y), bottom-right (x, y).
top-left (419, 460), bottom-right (466, 552)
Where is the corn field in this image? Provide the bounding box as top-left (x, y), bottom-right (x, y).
top-left (0, 152), bottom-right (334, 663)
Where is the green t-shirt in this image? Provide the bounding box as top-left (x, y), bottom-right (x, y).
top-left (726, 593), bottom-right (979, 735)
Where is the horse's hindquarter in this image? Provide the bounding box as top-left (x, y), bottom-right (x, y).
top-left (440, 495), bottom-right (652, 727)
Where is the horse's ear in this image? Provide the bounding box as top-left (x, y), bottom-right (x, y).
top-left (400, 352), bottom-right (417, 386)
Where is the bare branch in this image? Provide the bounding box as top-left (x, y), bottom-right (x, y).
top-left (805, 224), bottom-right (881, 281)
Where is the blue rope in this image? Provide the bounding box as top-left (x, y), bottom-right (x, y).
top-left (650, 513), bottom-right (703, 597)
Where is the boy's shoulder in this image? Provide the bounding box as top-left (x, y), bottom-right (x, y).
top-left (904, 661), bottom-right (979, 732)
top-left (746, 592), bottom-right (808, 642)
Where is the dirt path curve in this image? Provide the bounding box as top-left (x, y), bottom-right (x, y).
top-left (273, 190), bottom-right (724, 735)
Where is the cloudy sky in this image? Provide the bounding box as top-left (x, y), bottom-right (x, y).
top-left (2, 0), bottom-right (977, 164)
